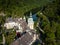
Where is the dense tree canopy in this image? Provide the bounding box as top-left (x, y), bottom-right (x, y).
top-left (0, 0), bottom-right (51, 17)
top-left (36, 0), bottom-right (60, 45)
top-left (41, 0), bottom-right (60, 45)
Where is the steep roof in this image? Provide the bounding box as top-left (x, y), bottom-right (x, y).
top-left (10, 32), bottom-right (34, 45)
top-left (5, 18), bottom-right (27, 32)
top-left (17, 19), bottom-right (27, 31)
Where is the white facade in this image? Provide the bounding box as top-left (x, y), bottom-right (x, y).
top-left (4, 22), bottom-right (16, 29)
top-left (4, 21), bottom-right (23, 33)
top-left (28, 12), bottom-right (34, 29)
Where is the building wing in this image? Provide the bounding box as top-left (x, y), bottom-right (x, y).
top-left (11, 32), bottom-right (34, 45)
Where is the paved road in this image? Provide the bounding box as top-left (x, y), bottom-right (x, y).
top-left (37, 21), bottom-right (44, 33)
top-left (2, 34), bottom-right (5, 45)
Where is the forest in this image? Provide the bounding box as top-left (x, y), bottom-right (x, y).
top-left (0, 0), bottom-right (60, 45)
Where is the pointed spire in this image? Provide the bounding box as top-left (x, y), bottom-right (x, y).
top-left (30, 12), bottom-right (32, 17)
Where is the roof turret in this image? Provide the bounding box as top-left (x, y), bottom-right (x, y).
top-left (30, 12), bottom-right (32, 17)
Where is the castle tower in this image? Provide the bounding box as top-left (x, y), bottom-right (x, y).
top-left (23, 16), bottom-right (26, 21)
top-left (28, 12), bottom-right (34, 29)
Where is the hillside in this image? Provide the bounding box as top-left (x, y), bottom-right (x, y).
top-left (0, 0), bottom-right (60, 45)
top-left (0, 0), bottom-right (50, 17)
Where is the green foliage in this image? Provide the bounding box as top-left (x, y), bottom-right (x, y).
top-left (0, 0), bottom-right (50, 17)
top-left (0, 0), bottom-right (60, 45)
top-left (37, 0), bottom-right (60, 45)
top-left (0, 16), bottom-right (5, 24)
top-left (43, 0), bottom-right (60, 22)
top-left (5, 30), bottom-right (16, 45)
top-left (56, 24), bottom-right (60, 40)
top-left (0, 35), bottom-right (3, 43)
